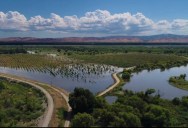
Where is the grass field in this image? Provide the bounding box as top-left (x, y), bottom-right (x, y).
top-left (0, 77), bottom-right (46, 127)
top-left (70, 52), bottom-right (188, 67)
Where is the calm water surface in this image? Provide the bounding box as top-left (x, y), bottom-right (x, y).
top-left (123, 65), bottom-right (188, 99)
top-left (0, 64), bottom-right (123, 94)
top-left (1, 64), bottom-right (188, 100)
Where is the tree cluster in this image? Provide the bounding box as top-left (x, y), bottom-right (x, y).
top-left (69, 87), bottom-right (188, 127)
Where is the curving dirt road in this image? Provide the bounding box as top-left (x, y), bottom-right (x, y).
top-left (97, 72), bottom-right (120, 97)
top-left (48, 87), bottom-right (72, 127)
top-left (0, 73), bottom-right (54, 127)
top-left (97, 66), bottom-right (135, 97)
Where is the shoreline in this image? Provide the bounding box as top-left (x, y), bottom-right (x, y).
top-left (169, 82), bottom-right (188, 92)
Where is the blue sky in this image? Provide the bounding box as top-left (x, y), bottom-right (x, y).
top-left (0, 0), bottom-right (188, 37)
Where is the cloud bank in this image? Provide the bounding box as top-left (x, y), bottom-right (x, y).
top-left (0, 10), bottom-right (188, 36)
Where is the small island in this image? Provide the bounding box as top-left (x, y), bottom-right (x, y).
top-left (169, 74), bottom-right (188, 91)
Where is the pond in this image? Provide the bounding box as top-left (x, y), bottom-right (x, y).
top-left (0, 64), bottom-right (123, 94)
top-left (123, 65), bottom-right (188, 99)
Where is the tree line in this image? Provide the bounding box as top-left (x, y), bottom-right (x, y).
top-left (68, 87), bottom-right (188, 127)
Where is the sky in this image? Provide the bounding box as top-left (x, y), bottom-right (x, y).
top-left (0, 0), bottom-right (188, 38)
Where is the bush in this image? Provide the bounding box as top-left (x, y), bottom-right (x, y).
top-left (182, 96), bottom-right (188, 108)
top-left (122, 71), bottom-right (131, 80)
top-left (142, 105), bottom-right (170, 127)
top-left (71, 113), bottom-right (94, 127)
top-left (145, 89), bottom-right (156, 96)
top-left (0, 82), bottom-right (5, 91)
top-left (122, 112), bottom-right (141, 127)
top-left (172, 97), bottom-right (181, 105)
top-left (69, 88), bottom-right (95, 114)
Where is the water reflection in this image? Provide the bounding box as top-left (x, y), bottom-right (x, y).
top-left (0, 64), bottom-right (123, 94)
top-left (123, 65), bottom-right (188, 99)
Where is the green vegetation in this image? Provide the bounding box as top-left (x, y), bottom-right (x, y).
top-left (0, 77), bottom-right (46, 127)
top-left (1, 46), bottom-right (188, 127)
top-left (0, 47), bottom-right (27, 54)
top-left (71, 113), bottom-right (94, 127)
top-left (70, 53), bottom-right (188, 69)
top-left (69, 87), bottom-right (188, 127)
top-left (122, 70), bottom-right (131, 80)
top-left (0, 54), bottom-right (72, 69)
top-left (169, 74), bottom-right (188, 91)
top-left (60, 46), bottom-right (188, 71)
top-left (57, 107), bottom-right (67, 127)
top-left (0, 46), bottom-right (188, 73)
top-left (36, 45), bottom-right (188, 55)
top-left (69, 88), bottom-right (96, 114)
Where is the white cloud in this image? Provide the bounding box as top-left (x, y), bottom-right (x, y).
top-left (155, 20), bottom-right (171, 33)
top-left (0, 10), bottom-right (188, 36)
top-left (50, 13), bottom-right (67, 28)
top-left (0, 11), bottom-right (28, 31)
top-left (171, 19), bottom-right (188, 30)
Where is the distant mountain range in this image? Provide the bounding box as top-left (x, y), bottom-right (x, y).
top-left (1, 34), bottom-right (188, 44)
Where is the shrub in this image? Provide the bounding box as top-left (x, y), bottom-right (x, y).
top-left (71, 113), bottom-right (94, 127)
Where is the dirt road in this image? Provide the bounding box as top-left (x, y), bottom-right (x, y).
top-left (97, 66), bottom-right (135, 97)
top-left (97, 72), bottom-right (120, 97)
top-left (48, 86), bottom-right (72, 127)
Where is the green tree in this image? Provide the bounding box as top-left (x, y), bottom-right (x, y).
top-left (71, 113), bottom-right (94, 127)
top-left (122, 71), bottom-right (131, 80)
top-left (145, 89), bottom-right (156, 96)
top-left (182, 96), bottom-right (188, 108)
top-left (172, 97), bottom-right (181, 105)
top-left (180, 74), bottom-right (186, 79)
top-left (121, 112), bottom-right (141, 127)
top-left (94, 109), bottom-right (115, 126)
top-left (0, 111), bottom-right (5, 125)
top-left (109, 116), bottom-right (126, 127)
top-left (0, 82), bottom-right (5, 91)
top-left (69, 88), bottom-right (95, 114)
top-left (94, 97), bottom-right (108, 108)
top-left (142, 105), bottom-right (170, 127)
top-left (126, 95), bottom-right (147, 113)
